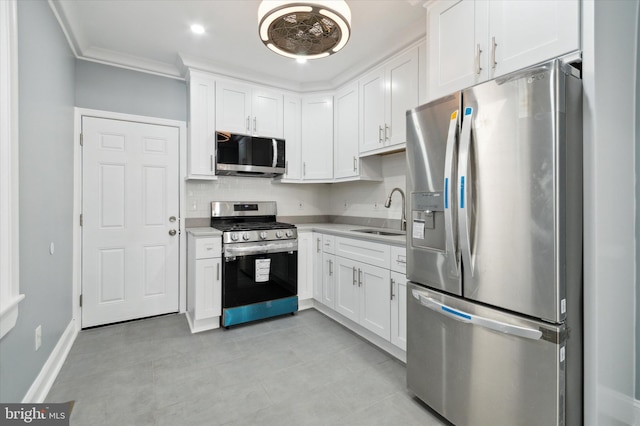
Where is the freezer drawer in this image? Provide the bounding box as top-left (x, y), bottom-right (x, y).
top-left (407, 283), bottom-right (567, 426)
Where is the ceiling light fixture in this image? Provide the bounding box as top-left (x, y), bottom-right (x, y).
top-left (190, 24), bottom-right (205, 35)
top-left (258, 1), bottom-right (351, 61)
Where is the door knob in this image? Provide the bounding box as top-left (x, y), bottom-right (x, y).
top-left (169, 229), bottom-right (177, 236)
top-left (169, 216), bottom-right (176, 222)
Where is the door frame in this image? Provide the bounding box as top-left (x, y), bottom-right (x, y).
top-left (72, 108), bottom-right (187, 330)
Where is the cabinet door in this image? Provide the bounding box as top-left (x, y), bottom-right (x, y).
top-left (359, 67), bottom-right (385, 154)
top-left (297, 231), bottom-right (313, 300)
top-left (390, 271), bottom-right (407, 350)
top-left (334, 83), bottom-right (359, 179)
top-left (216, 81), bottom-right (252, 134)
top-left (188, 71), bottom-right (216, 177)
top-left (283, 95), bottom-right (302, 180)
top-left (194, 258), bottom-right (221, 320)
top-left (312, 233), bottom-right (323, 302)
top-left (385, 47), bottom-right (419, 147)
top-left (426, 0), bottom-right (488, 101)
top-left (358, 262), bottom-right (391, 340)
top-left (322, 253), bottom-right (336, 309)
top-left (489, 0), bottom-right (580, 78)
top-left (334, 257), bottom-right (359, 322)
top-left (252, 88), bottom-right (283, 138)
top-left (301, 95), bottom-right (333, 180)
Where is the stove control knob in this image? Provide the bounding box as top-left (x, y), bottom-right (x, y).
top-left (230, 233), bottom-right (239, 241)
top-left (242, 233), bottom-right (250, 241)
top-left (260, 231), bottom-right (268, 240)
top-left (285, 230), bottom-right (294, 238)
top-left (275, 231), bottom-right (284, 238)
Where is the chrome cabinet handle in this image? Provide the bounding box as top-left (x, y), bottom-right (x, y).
top-left (316, 238), bottom-right (321, 253)
top-left (378, 125), bottom-right (383, 143)
top-left (352, 267), bottom-right (357, 286)
top-left (303, 162), bottom-right (306, 176)
top-left (353, 156), bottom-right (357, 172)
top-left (384, 124), bottom-right (389, 141)
top-left (169, 229), bottom-right (177, 236)
top-left (329, 259), bottom-right (333, 276)
top-left (390, 278), bottom-right (395, 300)
top-left (491, 36), bottom-right (497, 69)
top-left (210, 154), bottom-right (214, 172)
top-left (246, 116), bottom-right (250, 132)
top-left (358, 269), bottom-right (362, 287)
top-left (253, 116), bottom-right (257, 132)
top-left (396, 257), bottom-right (406, 265)
top-left (285, 160), bottom-right (289, 175)
top-left (475, 44), bottom-right (483, 75)
top-left (216, 263), bottom-right (220, 280)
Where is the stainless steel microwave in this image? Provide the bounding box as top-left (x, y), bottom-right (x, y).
top-left (215, 132), bottom-right (286, 177)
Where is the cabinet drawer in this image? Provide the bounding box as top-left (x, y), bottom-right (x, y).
top-left (390, 245), bottom-right (407, 274)
top-left (195, 237), bottom-right (221, 259)
top-left (335, 237), bottom-right (390, 267)
top-left (323, 234), bottom-right (335, 254)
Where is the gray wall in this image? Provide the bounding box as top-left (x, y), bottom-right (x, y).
top-left (75, 60), bottom-right (187, 122)
top-left (0, 0), bottom-right (75, 402)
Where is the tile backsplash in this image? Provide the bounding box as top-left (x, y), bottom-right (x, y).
top-left (185, 151), bottom-right (407, 220)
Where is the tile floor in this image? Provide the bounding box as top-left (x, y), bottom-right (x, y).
top-left (46, 309), bottom-right (448, 425)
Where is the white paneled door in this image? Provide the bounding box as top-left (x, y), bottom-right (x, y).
top-left (82, 117), bottom-right (180, 327)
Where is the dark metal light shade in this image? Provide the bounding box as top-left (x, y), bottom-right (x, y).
top-left (258, 1), bottom-right (351, 60)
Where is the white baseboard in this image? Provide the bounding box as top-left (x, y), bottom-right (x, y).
top-left (22, 319), bottom-right (78, 403)
top-left (598, 385), bottom-right (640, 425)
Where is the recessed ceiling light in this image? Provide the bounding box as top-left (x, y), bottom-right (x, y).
top-left (190, 24), bottom-right (205, 35)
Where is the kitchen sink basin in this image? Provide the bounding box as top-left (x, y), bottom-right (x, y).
top-left (351, 228), bottom-right (405, 236)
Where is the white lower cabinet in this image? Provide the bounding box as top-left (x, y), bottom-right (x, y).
top-left (322, 253), bottom-right (336, 309)
top-left (335, 257), bottom-right (391, 340)
top-left (390, 271), bottom-right (407, 351)
top-left (296, 231), bottom-right (314, 302)
top-left (313, 232), bottom-right (406, 352)
top-left (186, 234), bottom-right (222, 333)
top-left (312, 233), bottom-right (323, 302)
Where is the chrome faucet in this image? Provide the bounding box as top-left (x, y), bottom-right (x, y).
top-left (384, 188), bottom-right (406, 231)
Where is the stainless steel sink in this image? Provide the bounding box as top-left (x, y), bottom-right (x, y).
top-left (351, 228), bottom-right (406, 236)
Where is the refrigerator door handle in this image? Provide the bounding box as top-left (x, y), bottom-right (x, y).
top-left (458, 106), bottom-right (474, 275)
top-left (443, 110), bottom-right (460, 278)
top-left (411, 289), bottom-right (542, 341)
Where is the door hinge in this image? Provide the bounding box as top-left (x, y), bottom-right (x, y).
top-left (79, 294), bottom-right (83, 307)
top-left (80, 214), bottom-right (83, 226)
top-left (80, 133), bottom-right (83, 146)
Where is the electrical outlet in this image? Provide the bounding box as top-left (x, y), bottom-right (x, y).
top-left (35, 325), bottom-right (42, 351)
top-left (374, 202), bottom-right (379, 210)
top-left (343, 201), bottom-right (349, 210)
top-left (298, 201), bottom-right (304, 210)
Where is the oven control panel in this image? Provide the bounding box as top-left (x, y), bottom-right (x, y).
top-left (223, 228), bottom-right (298, 245)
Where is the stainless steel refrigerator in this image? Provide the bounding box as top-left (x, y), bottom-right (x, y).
top-left (405, 58), bottom-right (582, 426)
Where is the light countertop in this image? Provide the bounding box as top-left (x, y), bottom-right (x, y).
top-left (186, 227), bottom-right (222, 237)
top-left (295, 223), bottom-right (406, 247)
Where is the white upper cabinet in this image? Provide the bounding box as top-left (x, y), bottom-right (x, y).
top-left (301, 93), bottom-right (333, 181)
top-left (488, 0), bottom-right (580, 77)
top-left (426, 0), bottom-right (580, 101)
top-left (334, 83), bottom-right (359, 179)
top-left (187, 70), bottom-right (216, 179)
top-left (359, 46), bottom-right (419, 156)
top-left (216, 80), bottom-right (283, 138)
top-left (282, 95), bottom-right (302, 181)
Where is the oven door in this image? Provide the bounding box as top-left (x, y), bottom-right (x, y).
top-left (222, 240), bottom-right (297, 309)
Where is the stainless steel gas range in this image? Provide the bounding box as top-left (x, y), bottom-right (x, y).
top-left (210, 201), bottom-right (298, 328)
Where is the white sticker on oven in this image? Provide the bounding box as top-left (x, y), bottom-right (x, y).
top-left (412, 220), bottom-right (425, 239)
top-left (255, 259), bottom-right (271, 283)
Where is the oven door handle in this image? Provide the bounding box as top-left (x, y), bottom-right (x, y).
top-left (224, 240), bottom-right (298, 257)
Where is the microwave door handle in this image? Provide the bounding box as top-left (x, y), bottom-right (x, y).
top-left (272, 139), bottom-right (277, 168)
top-left (443, 109), bottom-right (460, 278)
top-left (458, 106), bottom-right (474, 276)
top-left (411, 289), bottom-right (542, 341)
